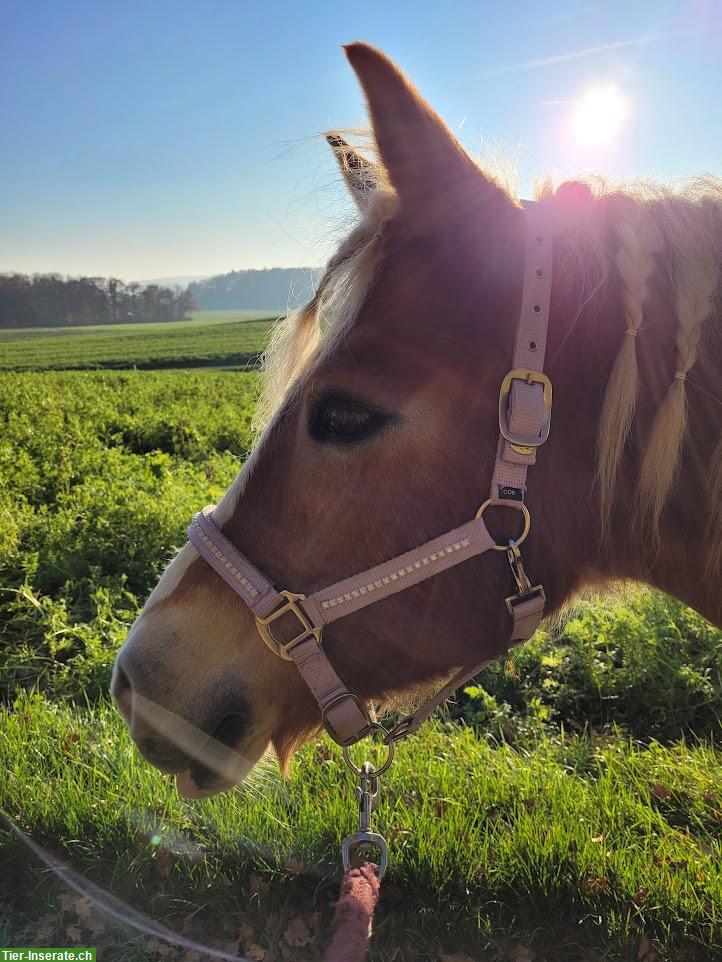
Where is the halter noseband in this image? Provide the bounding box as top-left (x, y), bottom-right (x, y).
top-left (188, 202), bottom-right (553, 749)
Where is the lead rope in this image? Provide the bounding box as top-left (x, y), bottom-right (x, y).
top-left (323, 729), bottom-right (396, 960)
top-left (324, 862), bottom-right (380, 962)
top-left (324, 761), bottom-right (386, 961)
top-left (322, 535), bottom-right (538, 960)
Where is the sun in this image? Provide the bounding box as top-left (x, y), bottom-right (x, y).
top-left (572, 84), bottom-right (629, 149)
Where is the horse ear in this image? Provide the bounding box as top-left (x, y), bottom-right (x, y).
top-left (326, 133), bottom-right (379, 211)
top-left (343, 42), bottom-right (499, 210)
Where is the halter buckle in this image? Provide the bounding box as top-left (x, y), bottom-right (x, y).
top-left (498, 369), bottom-right (553, 450)
top-left (255, 591), bottom-right (322, 661)
top-left (321, 692), bottom-right (374, 747)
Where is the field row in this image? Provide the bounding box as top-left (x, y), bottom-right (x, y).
top-left (0, 313), bottom-right (275, 370)
top-left (0, 309), bottom-right (277, 339)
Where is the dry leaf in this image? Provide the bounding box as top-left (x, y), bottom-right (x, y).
top-left (249, 873), bottom-right (268, 895)
top-left (581, 877), bottom-right (608, 896)
top-left (651, 783), bottom-right (672, 800)
top-left (73, 896), bottom-right (93, 924)
top-left (245, 944), bottom-right (266, 961)
top-left (238, 923), bottom-right (255, 942)
top-left (35, 913), bottom-right (56, 944)
top-left (65, 925), bottom-right (82, 944)
top-left (284, 915), bottom-right (312, 947)
top-left (59, 893), bottom-right (77, 913)
top-left (631, 887), bottom-right (650, 907)
top-left (156, 944), bottom-right (176, 957)
top-left (61, 733), bottom-right (81, 754)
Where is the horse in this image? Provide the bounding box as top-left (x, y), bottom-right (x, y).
top-left (112, 42), bottom-right (722, 799)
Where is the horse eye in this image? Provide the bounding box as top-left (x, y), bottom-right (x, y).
top-left (309, 394), bottom-right (389, 445)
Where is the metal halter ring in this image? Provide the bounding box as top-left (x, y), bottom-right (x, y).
top-left (342, 723), bottom-right (395, 778)
top-left (475, 500), bottom-right (531, 552)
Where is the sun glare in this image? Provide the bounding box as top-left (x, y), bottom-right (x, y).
top-left (572, 84), bottom-right (629, 149)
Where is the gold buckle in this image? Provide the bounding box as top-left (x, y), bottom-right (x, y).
top-left (255, 591), bottom-right (321, 661)
top-left (498, 369), bottom-right (552, 451)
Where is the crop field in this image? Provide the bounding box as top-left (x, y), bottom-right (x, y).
top-left (0, 311), bottom-right (275, 371)
top-left (1, 321), bottom-right (721, 961)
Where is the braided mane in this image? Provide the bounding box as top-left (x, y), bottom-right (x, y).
top-left (259, 160), bottom-right (722, 573)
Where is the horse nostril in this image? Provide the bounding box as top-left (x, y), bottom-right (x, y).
top-left (111, 664), bottom-right (132, 721)
top-left (212, 712), bottom-right (248, 748)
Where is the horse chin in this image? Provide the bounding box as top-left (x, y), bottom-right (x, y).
top-left (174, 729), bottom-right (271, 799)
top-left (175, 766), bottom-right (234, 799)
top-left (272, 719), bottom-right (321, 777)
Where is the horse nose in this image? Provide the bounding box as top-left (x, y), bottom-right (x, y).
top-left (111, 656), bottom-right (157, 741)
top-left (111, 662), bottom-right (133, 721)
top-left (111, 647), bottom-right (252, 778)
top-left (111, 653), bottom-right (193, 771)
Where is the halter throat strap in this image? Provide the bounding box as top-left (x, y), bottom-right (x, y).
top-left (187, 201), bottom-right (553, 747)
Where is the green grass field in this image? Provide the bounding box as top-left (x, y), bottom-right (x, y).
top-left (1, 320), bottom-right (721, 961)
top-left (0, 311), bottom-right (275, 371)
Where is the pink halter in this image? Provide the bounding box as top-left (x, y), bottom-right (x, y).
top-left (188, 202), bottom-right (552, 748)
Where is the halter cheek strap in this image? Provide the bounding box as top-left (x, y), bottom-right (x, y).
top-left (187, 202), bottom-right (553, 748)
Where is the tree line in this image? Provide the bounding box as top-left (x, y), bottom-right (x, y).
top-left (189, 267), bottom-right (314, 311)
top-left (0, 274), bottom-right (197, 328)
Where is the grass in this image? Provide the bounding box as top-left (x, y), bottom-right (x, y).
top-left (2, 695), bottom-right (721, 961)
top-left (0, 311), bottom-right (275, 371)
top-left (1, 347), bottom-right (721, 960)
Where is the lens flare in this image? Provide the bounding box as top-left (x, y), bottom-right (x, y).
top-left (572, 84), bottom-right (629, 148)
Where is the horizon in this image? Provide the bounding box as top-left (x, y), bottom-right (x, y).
top-left (2, 0), bottom-right (720, 279)
top-left (0, 265), bottom-right (315, 288)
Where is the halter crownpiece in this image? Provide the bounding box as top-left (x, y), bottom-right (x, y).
top-left (188, 201), bottom-right (553, 748)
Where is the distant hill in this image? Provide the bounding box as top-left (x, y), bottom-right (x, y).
top-left (188, 268), bottom-right (316, 311)
top-left (140, 274), bottom-right (211, 288)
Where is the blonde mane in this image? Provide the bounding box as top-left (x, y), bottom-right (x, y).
top-left (257, 151), bottom-right (722, 573)
top-left (252, 184), bottom-right (397, 436)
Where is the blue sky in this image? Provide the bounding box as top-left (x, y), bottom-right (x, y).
top-left (1, 0), bottom-right (720, 280)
